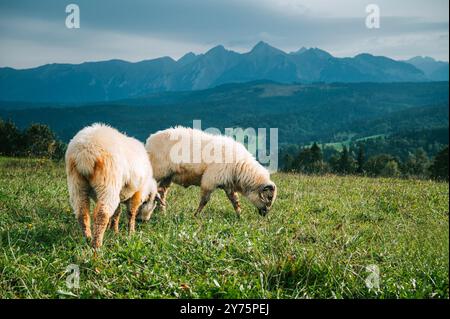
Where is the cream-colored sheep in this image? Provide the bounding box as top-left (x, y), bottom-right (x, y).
top-left (65, 123), bottom-right (159, 248)
top-left (144, 127), bottom-right (277, 217)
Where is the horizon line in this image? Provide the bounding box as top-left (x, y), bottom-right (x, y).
top-left (1, 41), bottom-right (448, 71)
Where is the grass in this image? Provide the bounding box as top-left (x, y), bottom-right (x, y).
top-left (0, 156), bottom-right (448, 299)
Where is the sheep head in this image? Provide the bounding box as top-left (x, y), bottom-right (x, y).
top-left (247, 182), bottom-right (277, 216)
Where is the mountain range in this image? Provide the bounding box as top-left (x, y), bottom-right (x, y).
top-left (405, 56), bottom-right (449, 81)
top-left (0, 41), bottom-right (448, 104)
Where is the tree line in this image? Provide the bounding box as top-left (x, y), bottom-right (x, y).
top-left (1, 117), bottom-right (448, 181)
top-left (281, 142), bottom-right (449, 181)
top-left (0, 118), bottom-right (65, 160)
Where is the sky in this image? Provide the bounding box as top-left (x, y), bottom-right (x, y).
top-left (0, 0), bottom-right (448, 69)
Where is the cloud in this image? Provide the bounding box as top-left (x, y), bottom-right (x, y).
top-left (0, 0), bottom-right (448, 68)
top-left (0, 16), bottom-right (210, 68)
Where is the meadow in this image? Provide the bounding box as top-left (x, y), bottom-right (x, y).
top-left (0, 156), bottom-right (448, 298)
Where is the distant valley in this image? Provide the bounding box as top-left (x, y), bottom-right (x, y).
top-left (1, 81), bottom-right (448, 147)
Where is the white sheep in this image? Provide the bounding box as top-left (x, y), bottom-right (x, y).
top-left (65, 123), bottom-right (159, 248)
top-left (144, 127), bottom-right (277, 217)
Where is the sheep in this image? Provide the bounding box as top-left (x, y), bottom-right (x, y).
top-left (65, 123), bottom-right (160, 249)
top-left (144, 127), bottom-right (277, 217)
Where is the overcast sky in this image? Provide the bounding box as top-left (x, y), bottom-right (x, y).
top-left (0, 0), bottom-right (448, 68)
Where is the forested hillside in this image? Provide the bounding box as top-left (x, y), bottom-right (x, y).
top-left (1, 82), bottom-right (448, 145)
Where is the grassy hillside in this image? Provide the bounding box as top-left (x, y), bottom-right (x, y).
top-left (0, 157), bottom-right (448, 298)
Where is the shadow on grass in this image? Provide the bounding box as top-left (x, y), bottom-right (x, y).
top-left (1, 205), bottom-right (85, 254)
top-left (266, 257), bottom-right (330, 293)
top-left (1, 224), bottom-right (79, 255)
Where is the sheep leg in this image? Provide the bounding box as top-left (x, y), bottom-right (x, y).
top-left (157, 177), bottom-right (172, 212)
top-left (127, 191), bottom-right (142, 234)
top-left (68, 167), bottom-right (92, 241)
top-left (92, 203), bottom-right (110, 249)
top-left (109, 205), bottom-right (122, 234)
top-left (76, 198), bottom-right (92, 240)
top-left (194, 189), bottom-right (212, 216)
top-left (225, 189), bottom-right (241, 217)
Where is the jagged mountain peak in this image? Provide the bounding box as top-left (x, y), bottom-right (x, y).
top-left (290, 47), bottom-right (308, 55)
top-left (206, 45), bottom-right (228, 55)
top-left (177, 52), bottom-right (198, 66)
top-left (178, 52), bottom-right (196, 61)
top-left (249, 41), bottom-right (285, 55)
top-left (408, 56), bottom-right (438, 63)
top-left (0, 43), bottom-right (439, 103)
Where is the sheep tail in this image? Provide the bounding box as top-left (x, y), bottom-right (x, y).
top-left (71, 147), bottom-right (105, 178)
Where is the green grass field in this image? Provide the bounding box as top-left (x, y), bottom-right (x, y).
top-left (0, 157), bottom-right (448, 298)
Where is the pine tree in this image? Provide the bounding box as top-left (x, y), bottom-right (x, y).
top-left (404, 148), bottom-right (430, 177)
top-left (310, 142), bottom-right (323, 162)
top-left (282, 153), bottom-right (295, 172)
top-left (429, 146), bottom-right (449, 181)
top-left (337, 146), bottom-right (355, 174)
top-left (356, 144), bottom-right (365, 174)
top-left (364, 154), bottom-right (399, 177)
top-left (0, 119), bottom-right (23, 156)
top-left (294, 143), bottom-right (327, 174)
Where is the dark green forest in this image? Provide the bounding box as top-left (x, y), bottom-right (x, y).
top-left (1, 81), bottom-right (448, 144)
top-left (280, 139), bottom-right (448, 181)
